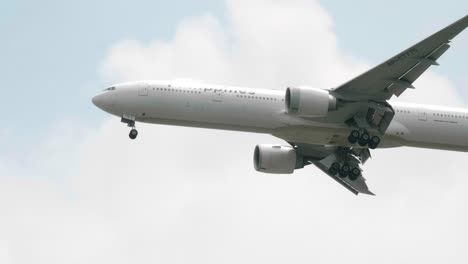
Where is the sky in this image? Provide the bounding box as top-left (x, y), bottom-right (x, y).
top-left (1, 0), bottom-right (468, 263)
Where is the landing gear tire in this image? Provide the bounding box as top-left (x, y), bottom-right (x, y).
top-left (349, 168), bottom-right (361, 181)
top-left (358, 132), bottom-right (370, 147)
top-left (129, 129), bottom-right (138, 140)
top-left (348, 130), bottom-right (360, 144)
top-left (339, 164), bottom-right (350, 178)
top-left (329, 162), bottom-right (341, 176)
top-left (368, 136), bottom-right (381, 149)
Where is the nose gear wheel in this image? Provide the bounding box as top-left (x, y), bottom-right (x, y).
top-left (129, 128), bottom-right (138, 140)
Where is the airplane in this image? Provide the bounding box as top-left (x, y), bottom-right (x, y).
top-left (92, 15), bottom-right (468, 195)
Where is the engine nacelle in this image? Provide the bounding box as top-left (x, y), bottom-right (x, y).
top-left (253, 144), bottom-right (298, 174)
top-left (285, 87), bottom-right (337, 117)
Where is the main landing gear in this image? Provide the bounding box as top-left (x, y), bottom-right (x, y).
top-left (329, 162), bottom-right (361, 181)
top-left (347, 129), bottom-right (381, 149)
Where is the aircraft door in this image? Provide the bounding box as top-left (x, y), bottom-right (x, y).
top-left (418, 110), bottom-right (427, 121)
top-left (138, 83), bottom-right (149, 96)
top-left (212, 89), bottom-right (223, 102)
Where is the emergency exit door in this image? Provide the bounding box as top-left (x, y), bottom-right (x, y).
top-left (418, 111), bottom-right (427, 121)
top-left (138, 83), bottom-right (149, 96)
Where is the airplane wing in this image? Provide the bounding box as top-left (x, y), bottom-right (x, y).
top-left (331, 15), bottom-right (468, 101)
top-left (293, 143), bottom-right (374, 195)
top-left (277, 16), bottom-right (468, 195)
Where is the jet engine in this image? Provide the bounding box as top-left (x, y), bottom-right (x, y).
top-left (253, 144), bottom-right (300, 174)
top-left (285, 87), bottom-right (337, 117)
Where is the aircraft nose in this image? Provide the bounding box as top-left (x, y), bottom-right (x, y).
top-left (92, 93), bottom-right (103, 108)
top-left (92, 92), bottom-right (113, 112)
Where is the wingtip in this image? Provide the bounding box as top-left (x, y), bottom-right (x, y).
top-left (460, 14), bottom-right (468, 25)
top-left (359, 190), bottom-right (376, 196)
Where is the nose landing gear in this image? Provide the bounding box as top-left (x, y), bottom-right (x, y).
top-left (121, 115), bottom-right (139, 140)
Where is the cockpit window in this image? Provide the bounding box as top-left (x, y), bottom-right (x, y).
top-left (103, 86), bottom-right (116, 91)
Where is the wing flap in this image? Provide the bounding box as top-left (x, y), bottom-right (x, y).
top-left (400, 43), bottom-right (450, 84)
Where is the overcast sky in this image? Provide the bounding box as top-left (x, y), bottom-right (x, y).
top-left (1, 0), bottom-right (468, 263)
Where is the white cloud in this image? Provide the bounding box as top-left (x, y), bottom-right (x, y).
top-left (101, 0), bottom-right (367, 90)
top-left (1, 0), bottom-right (468, 263)
top-left (394, 71), bottom-right (465, 107)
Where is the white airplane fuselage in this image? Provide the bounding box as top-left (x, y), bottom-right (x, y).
top-left (92, 15), bottom-right (468, 195)
top-left (92, 80), bottom-right (468, 152)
